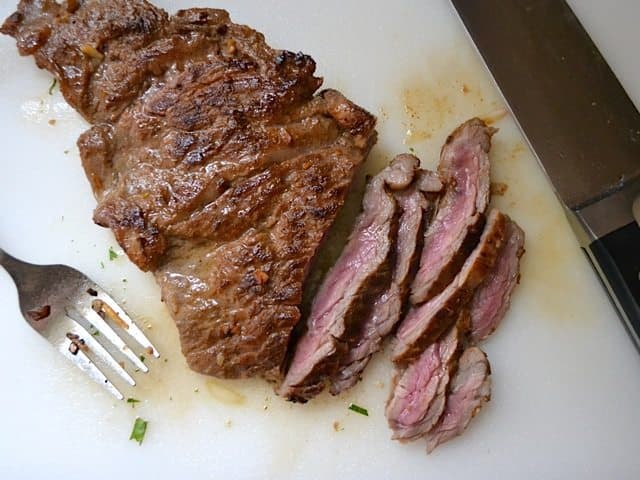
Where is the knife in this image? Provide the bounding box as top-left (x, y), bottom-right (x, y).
top-left (450, 0), bottom-right (640, 347)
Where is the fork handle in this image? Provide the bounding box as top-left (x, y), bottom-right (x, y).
top-left (0, 247), bottom-right (25, 282)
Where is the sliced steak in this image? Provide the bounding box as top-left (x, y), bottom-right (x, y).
top-left (410, 118), bottom-right (494, 305)
top-left (2, 0), bottom-right (376, 379)
top-left (469, 220), bottom-right (525, 342)
top-left (393, 209), bottom-right (508, 365)
top-left (425, 346), bottom-right (491, 453)
top-left (278, 157), bottom-right (411, 400)
top-left (331, 164), bottom-right (443, 394)
top-left (386, 323), bottom-right (460, 441)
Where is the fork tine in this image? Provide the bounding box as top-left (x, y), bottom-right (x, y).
top-left (95, 291), bottom-right (160, 359)
top-left (58, 321), bottom-right (124, 400)
top-left (67, 310), bottom-right (136, 386)
top-left (67, 305), bottom-right (149, 373)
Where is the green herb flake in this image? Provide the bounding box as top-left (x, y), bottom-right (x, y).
top-left (99, 261), bottom-right (105, 269)
top-left (108, 246), bottom-right (119, 261)
top-left (126, 398), bottom-right (141, 408)
top-left (48, 78), bottom-right (57, 95)
top-left (129, 417), bottom-right (148, 445)
top-left (92, 330), bottom-right (100, 337)
top-left (348, 403), bottom-right (368, 416)
top-left (139, 355), bottom-right (146, 363)
top-left (408, 147), bottom-right (416, 153)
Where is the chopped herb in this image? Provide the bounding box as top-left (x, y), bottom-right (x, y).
top-left (108, 246), bottom-right (119, 261)
top-left (348, 403), bottom-right (368, 416)
top-left (408, 147), bottom-right (416, 153)
top-left (126, 398), bottom-right (141, 407)
top-left (122, 278), bottom-right (127, 283)
top-left (139, 355), bottom-right (146, 363)
top-left (48, 78), bottom-right (57, 95)
top-left (100, 261), bottom-right (105, 269)
top-left (91, 330), bottom-right (100, 337)
top-left (129, 417), bottom-right (148, 445)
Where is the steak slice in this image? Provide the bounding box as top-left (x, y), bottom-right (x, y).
top-left (393, 209), bottom-right (508, 365)
top-left (331, 162), bottom-right (443, 394)
top-left (386, 323), bottom-right (460, 441)
top-left (2, 0), bottom-right (376, 379)
top-left (278, 157), bottom-right (412, 401)
top-left (469, 219), bottom-right (525, 342)
top-left (425, 346), bottom-right (492, 453)
top-left (410, 118), bottom-right (494, 305)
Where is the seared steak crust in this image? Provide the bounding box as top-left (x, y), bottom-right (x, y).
top-left (2, 0), bottom-right (376, 378)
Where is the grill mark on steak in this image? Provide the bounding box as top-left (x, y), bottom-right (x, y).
top-left (331, 160), bottom-right (443, 394)
top-left (425, 346), bottom-right (491, 453)
top-left (410, 118), bottom-right (494, 305)
top-left (2, 0), bottom-right (377, 379)
top-left (469, 219), bottom-right (525, 342)
top-left (386, 323), bottom-right (461, 441)
top-left (278, 157), bottom-right (411, 401)
top-left (393, 209), bottom-right (508, 366)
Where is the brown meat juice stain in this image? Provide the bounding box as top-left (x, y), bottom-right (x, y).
top-left (489, 137), bottom-right (596, 324)
top-left (109, 296), bottom-right (264, 424)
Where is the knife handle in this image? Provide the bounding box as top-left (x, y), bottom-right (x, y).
top-left (586, 221), bottom-right (640, 347)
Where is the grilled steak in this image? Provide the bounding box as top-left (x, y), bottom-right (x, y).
top-left (469, 219), bottom-right (525, 342)
top-left (393, 209), bottom-right (507, 365)
top-left (386, 323), bottom-right (461, 441)
top-left (2, 0), bottom-right (376, 378)
top-left (410, 118), bottom-right (494, 305)
top-left (278, 157), bottom-right (412, 401)
top-left (331, 160), bottom-right (443, 394)
top-left (425, 346), bottom-right (491, 453)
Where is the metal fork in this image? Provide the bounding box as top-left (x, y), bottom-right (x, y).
top-left (0, 247), bottom-right (159, 399)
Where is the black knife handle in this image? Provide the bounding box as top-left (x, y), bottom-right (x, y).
top-left (587, 222), bottom-right (640, 348)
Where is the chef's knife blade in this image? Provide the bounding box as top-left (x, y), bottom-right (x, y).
top-left (451, 0), bottom-right (640, 347)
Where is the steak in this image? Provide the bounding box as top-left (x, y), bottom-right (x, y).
top-left (331, 160), bottom-right (443, 394)
top-left (278, 157), bottom-right (412, 401)
top-left (2, 0), bottom-right (376, 378)
top-left (425, 346), bottom-right (491, 453)
top-left (393, 209), bottom-right (508, 365)
top-left (410, 118), bottom-right (494, 305)
top-left (469, 219), bottom-right (525, 342)
top-left (386, 323), bottom-right (460, 441)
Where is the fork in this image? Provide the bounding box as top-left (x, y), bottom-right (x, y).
top-left (0, 247), bottom-right (159, 399)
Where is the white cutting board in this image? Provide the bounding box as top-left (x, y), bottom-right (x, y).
top-left (1, 0), bottom-right (639, 478)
